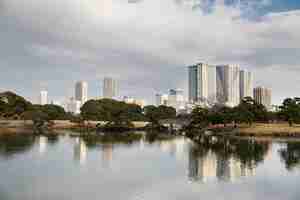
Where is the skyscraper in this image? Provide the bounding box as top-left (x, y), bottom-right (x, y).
top-left (75, 81), bottom-right (88, 104)
top-left (103, 77), bottom-right (118, 99)
top-left (39, 90), bottom-right (48, 105)
top-left (188, 63), bottom-right (216, 105)
top-left (254, 87), bottom-right (272, 110)
top-left (216, 65), bottom-right (240, 107)
top-left (189, 63), bottom-right (208, 103)
top-left (168, 89), bottom-right (185, 111)
top-left (240, 70), bottom-right (253, 99)
top-left (156, 94), bottom-right (168, 106)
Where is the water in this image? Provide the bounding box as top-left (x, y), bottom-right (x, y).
top-left (1, 133), bottom-right (300, 200)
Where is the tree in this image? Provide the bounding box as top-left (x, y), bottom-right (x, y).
top-left (81, 100), bottom-right (102, 121)
top-left (41, 104), bottom-right (67, 120)
top-left (144, 105), bottom-right (176, 122)
top-left (279, 98), bottom-right (300, 126)
top-left (0, 91), bottom-right (32, 119)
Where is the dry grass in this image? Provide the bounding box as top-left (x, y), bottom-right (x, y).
top-left (0, 127), bottom-right (33, 136)
top-left (237, 123), bottom-right (300, 137)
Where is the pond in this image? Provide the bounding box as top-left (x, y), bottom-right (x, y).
top-left (0, 132), bottom-right (300, 200)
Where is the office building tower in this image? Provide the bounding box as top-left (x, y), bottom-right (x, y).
top-left (240, 70), bottom-right (253, 99)
top-left (216, 65), bottom-right (240, 107)
top-left (188, 63), bottom-right (216, 105)
top-left (66, 97), bottom-right (81, 114)
top-left (75, 81), bottom-right (88, 104)
top-left (207, 65), bottom-right (217, 104)
top-left (123, 96), bottom-right (146, 108)
top-left (168, 89), bottom-right (185, 111)
top-left (156, 94), bottom-right (169, 106)
top-left (254, 87), bottom-right (272, 110)
top-left (39, 90), bottom-right (48, 105)
top-left (103, 77), bottom-right (118, 99)
top-left (189, 63), bottom-right (208, 103)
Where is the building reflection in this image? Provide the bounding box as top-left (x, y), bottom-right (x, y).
top-left (38, 136), bottom-right (48, 154)
top-left (188, 136), bottom-right (269, 182)
top-left (101, 143), bottom-right (113, 168)
top-left (159, 137), bottom-right (191, 161)
top-left (279, 142), bottom-right (300, 171)
top-left (74, 138), bottom-right (87, 165)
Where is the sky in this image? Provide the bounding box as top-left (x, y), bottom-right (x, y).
top-left (0, 0), bottom-right (300, 105)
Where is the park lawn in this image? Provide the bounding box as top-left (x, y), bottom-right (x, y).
top-left (237, 123), bottom-right (300, 137)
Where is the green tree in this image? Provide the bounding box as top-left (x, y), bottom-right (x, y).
top-left (279, 98), bottom-right (300, 126)
top-left (81, 100), bottom-right (102, 121)
top-left (41, 104), bottom-right (67, 120)
top-left (0, 91), bottom-right (32, 119)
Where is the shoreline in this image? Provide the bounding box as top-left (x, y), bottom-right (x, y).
top-left (3, 121), bottom-right (300, 138)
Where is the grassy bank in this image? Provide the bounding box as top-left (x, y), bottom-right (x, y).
top-left (235, 123), bottom-right (300, 137)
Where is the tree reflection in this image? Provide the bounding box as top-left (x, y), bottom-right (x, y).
top-left (0, 135), bottom-right (35, 158)
top-left (188, 136), bottom-right (270, 182)
top-left (279, 142), bottom-right (300, 170)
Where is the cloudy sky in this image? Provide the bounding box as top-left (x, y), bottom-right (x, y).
top-left (0, 0), bottom-right (300, 105)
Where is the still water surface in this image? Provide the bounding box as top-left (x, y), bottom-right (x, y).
top-left (0, 133), bottom-right (300, 200)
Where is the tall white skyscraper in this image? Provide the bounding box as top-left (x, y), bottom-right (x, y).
top-left (103, 77), bottom-right (118, 99)
top-left (168, 89), bottom-right (185, 111)
top-left (156, 94), bottom-right (169, 106)
top-left (75, 81), bottom-right (88, 104)
top-left (188, 63), bottom-right (216, 105)
top-left (240, 70), bottom-right (253, 99)
top-left (216, 65), bottom-right (240, 107)
top-left (254, 86), bottom-right (272, 110)
top-left (39, 90), bottom-right (48, 105)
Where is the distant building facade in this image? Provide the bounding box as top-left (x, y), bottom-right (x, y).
top-left (39, 90), bottom-right (48, 105)
top-left (66, 97), bottom-right (81, 114)
top-left (156, 94), bottom-right (169, 106)
top-left (254, 87), bottom-right (272, 110)
top-left (75, 81), bottom-right (88, 104)
top-left (216, 65), bottom-right (240, 107)
top-left (188, 63), bottom-right (216, 106)
top-left (168, 89), bottom-right (185, 111)
top-left (103, 77), bottom-right (118, 99)
top-left (123, 96), bottom-right (146, 108)
top-left (240, 70), bottom-right (253, 99)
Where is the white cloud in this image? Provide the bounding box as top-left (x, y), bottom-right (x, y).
top-left (0, 0), bottom-right (300, 104)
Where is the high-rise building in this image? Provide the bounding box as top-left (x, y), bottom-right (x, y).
top-left (103, 77), bottom-right (118, 99)
top-left (254, 87), bottom-right (272, 110)
top-left (240, 70), bottom-right (253, 99)
top-left (123, 96), bottom-right (146, 108)
top-left (188, 63), bottom-right (216, 105)
top-left (168, 89), bottom-right (185, 111)
top-left (75, 81), bottom-right (88, 104)
top-left (39, 90), bottom-right (48, 105)
top-left (66, 97), bottom-right (81, 114)
top-left (216, 65), bottom-right (240, 107)
top-left (189, 63), bottom-right (208, 103)
top-left (156, 94), bottom-right (169, 106)
top-left (207, 65), bottom-right (217, 104)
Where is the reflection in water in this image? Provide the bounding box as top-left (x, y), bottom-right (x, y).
top-left (279, 142), bottom-right (300, 170)
top-left (74, 138), bottom-right (87, 165)
top-left (38, 136), bottom-right (48, 154)
top-left (101, 143), bottom-right (114, 168)
top-left (159, 137), bottom-right (191, 161)
top-left (188, 136), bottom-right (270, 182)
top-left (0, 135), bottom-right (35, 158)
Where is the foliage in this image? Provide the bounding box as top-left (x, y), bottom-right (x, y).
top-left (81, 99), bottom-right (145, 126)
top-left (143, 105), bottom-right (176, 126)
top-left (279, 98), bottom-right (300, 126)
top-left (0, 91), bottom-right (32, 119)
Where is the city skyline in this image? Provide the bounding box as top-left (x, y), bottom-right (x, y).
top-left (1, 0), bottom-right (300, 105)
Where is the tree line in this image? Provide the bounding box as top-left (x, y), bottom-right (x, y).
top-left (0, 92), bottom-right (176, 126)
top-left (188, 96), bottom-right (300, 130)
top-left (2, 91), bottom-right (300, 128)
